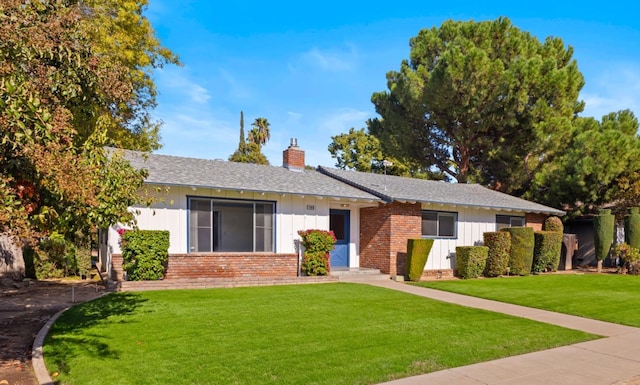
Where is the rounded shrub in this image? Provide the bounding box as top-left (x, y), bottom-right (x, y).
top-left (502, 227), bottom-right (535, 276)
top-left (455, 246), bottom-right (489, 279)
top-left (543, 216), bottom-right (564, 233)
top-left (483, 231), bottom-right (511, 277)
top-left (298, 229), bottom-right (337, 276)
top-left (406, 238), bottom-right (434, 281)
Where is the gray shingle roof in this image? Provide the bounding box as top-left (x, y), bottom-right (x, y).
top-left (110, 149), bottom-right (381, 202)
top-left (318, 166), bottom-right (565, 216)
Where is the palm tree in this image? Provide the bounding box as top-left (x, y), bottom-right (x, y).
top-left (248, 117), bottom-right (270, 146)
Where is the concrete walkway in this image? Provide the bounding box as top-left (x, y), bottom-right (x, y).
top-left (369, 280), bottom-right (640, 385)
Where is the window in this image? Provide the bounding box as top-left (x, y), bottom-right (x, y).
top-left (496, 215), bottom-right (525, 230)
top-left (422, 211), bottom-right (457, 238)
top-left (189, 198), bottom-right (274, 253)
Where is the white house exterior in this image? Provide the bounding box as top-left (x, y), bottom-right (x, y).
top-left (101, 142), bottom-right (564, 281)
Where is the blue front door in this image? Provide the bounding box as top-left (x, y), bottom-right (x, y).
top-left (330, 209), bottom-right (350, 267)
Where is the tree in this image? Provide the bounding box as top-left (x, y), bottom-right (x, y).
top-left (0, 0), bottom-right (171, 278)
top-left (527, 110), bottom-right (640, 217)
top-left (248, 117), bottom-right (271, 146)
top-left (229, 113), bottom-right (269, 165)
top-left (369, 17), bottom-right (584, 195)
top-left (327, 128), bottom-right (440, 179)
top-left (74, 0), bottom-right (180, 151)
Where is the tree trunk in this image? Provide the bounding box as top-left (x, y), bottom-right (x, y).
top-left (597, 259), bottom-right (603, 273)
top-left (0, 233), bottom-right (25, 281)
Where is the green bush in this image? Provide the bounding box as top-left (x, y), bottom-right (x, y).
top-left (483, 231), bottom-right (511, 277)
top-left (406, 239), bottom-right (434, 281)
top-left (532, 231), bottom-right (563, 273)
top-left (298, 229), bottom-right (337, 276)
top-left (611, 243), bottom-right (640, 275)
top-left (121, 230), bottom-right (170, 281)
top-left (594, 209), bottom-right (614, 262)
top-left (455, 246), bottom-right (489, 279)
top-left (543, 216), bottom-right (564, 232)
top-left (502, 227), bottom-right (535, 276)
top-left (625, 207), bottom-right (640, 249)
top-left (26, 232), bottom-right (92, 279)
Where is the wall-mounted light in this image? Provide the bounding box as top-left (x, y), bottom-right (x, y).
top-left (340, 204), bottom-right (350, 208)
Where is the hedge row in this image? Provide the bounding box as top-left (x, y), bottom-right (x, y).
top-left (455, 216), bottom-right (565, 279)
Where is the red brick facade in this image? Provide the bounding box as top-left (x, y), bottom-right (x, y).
top-left (525, 213), bottom-right (548, 231)
top-left (111, 253), bottom-right (298, 281)
top-left (360, 202), bottom-right (422, 276)
top-left (282, 141), bottom-right (305, 171)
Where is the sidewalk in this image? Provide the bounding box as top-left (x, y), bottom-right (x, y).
top-left (369, 280), bottom-right (640, 385)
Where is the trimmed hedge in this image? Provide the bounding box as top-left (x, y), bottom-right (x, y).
top-left (406, 239), bottom-right (434, 281)
top-left (594, 209), bottom-right (614, 262)
top-left (502, 227), bottom-right (535, 276)
top-left (532, 231), bottom-right (563, 273)
top-left (121, 230), bottom-right (170, 281)
top-left (455, 246), bottom-right (489, 279)
top-left (625, 207), bottom-right (640, 249)
top-left (543, 216), bottom-right (564, 233)
top-left (483, 231), bottom-right (511, 277)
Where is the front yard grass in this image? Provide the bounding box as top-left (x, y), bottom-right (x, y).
top-left (43, 283), bottom-right (596, 385)
top-left (418, 274), bottom-right (640, 327)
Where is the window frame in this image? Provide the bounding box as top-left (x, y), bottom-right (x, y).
top-left (187, 196), bottom-right (276, 253)
top-left (496, 215), bottom-right (526, 231)
top-left (421, 210), bottom-right (458, 239)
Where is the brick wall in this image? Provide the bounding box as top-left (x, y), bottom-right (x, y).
top-left (360, 202), bottom-right (421, 275)
top-left (110, 253), bottom-right (298, 281)
top-left (282, 146), bottom-right (305, 170)
top-left (525, 213), bottom-right (549, 231)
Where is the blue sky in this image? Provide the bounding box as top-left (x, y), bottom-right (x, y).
top-left (146, 1), bottom-right (640, 168)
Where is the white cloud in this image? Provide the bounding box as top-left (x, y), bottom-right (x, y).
top-left (299, 45), bottom-right (358, 72)
top-left (580, 63), bottom-right (640, 119)
top-left (318, 108), bottom-right (370, 135)
top-left (155, 67), bottom-right (211, 104)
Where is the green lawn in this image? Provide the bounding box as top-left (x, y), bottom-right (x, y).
top-left (418, 274), bottom-right (640, 327)
top-left (44, 283), bottom-right (596, 385)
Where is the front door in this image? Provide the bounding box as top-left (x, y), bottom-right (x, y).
top-left (330, 209), bottom-right (350, 267)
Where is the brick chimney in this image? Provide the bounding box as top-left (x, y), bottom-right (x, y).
top-left (283, 138), bottom-right (305, 171)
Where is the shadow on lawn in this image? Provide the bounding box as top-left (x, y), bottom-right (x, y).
top-left (45, 292), bottom-right (147, 376)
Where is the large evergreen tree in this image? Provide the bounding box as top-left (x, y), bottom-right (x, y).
top-left (369, 17), bottom-right (585, 194)
top-left (528, 110), bottom-right (640, 216)
top-left (328, 128), bottom-right (439, 179)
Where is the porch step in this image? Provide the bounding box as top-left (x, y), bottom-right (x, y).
top-left (330, 268), bottom-right (391, 282)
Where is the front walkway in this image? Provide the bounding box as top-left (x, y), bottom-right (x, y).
top-left (369, 280), bottom-right (640, 385)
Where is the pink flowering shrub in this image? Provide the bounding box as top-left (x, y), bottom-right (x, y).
top-left (298, 229), bottom-right (337, 276)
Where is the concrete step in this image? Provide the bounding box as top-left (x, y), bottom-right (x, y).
top-left (330, 268), bottom-right (392, 282)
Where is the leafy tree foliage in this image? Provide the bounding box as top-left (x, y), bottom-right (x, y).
top-left (328, 128), bottom-right (440, 179)
top-left (248, 117), bottom-right (271, 146)
top-left (528, 110), bottom-right (640, 216)
top-left (74, 0), bottom-right (180, 151)
top-left (229, 113), bottom-right (270, 165)
top-left (0, 0), bottom-right (169, 255)
top-left (369, 17), bottom-right (584, 194)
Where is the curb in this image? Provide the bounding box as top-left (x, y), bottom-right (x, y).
top-left (32, 307), bottom-right (67, 385)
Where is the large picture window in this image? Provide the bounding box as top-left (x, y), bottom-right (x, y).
top-left (422, 211), bottom-right (457, 238)
top-left (496, 215), bottom-right (525, 230)
top-left (189, 198), bottom-right (274, 253)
